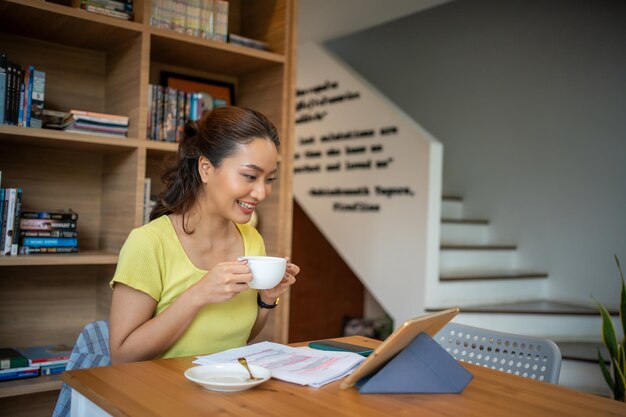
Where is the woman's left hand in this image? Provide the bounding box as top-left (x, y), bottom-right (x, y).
top-left (259, 258), bottom-right (300, 304)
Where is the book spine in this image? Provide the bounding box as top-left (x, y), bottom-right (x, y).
top-left (2, 188), bottom-right (16, 256)
top-left (40, 364), bottom-right (67, 375)
top-left (20, 230), bottom-right (78, 238)
top-left (0, 369), bottom-right (39, 381)
top-left (25, 65), bottom-right (34, 127)
top-left (0, 189), bottom-right (6, 252)
top-left (22, 211), bottom-right (78, 221)
top-left (5, 63), bottom-right (14, 125)
top-left (20, 219), bottom-right (77, 230)
top-left (19, 246), bottom-right (79, 254)
top-left (29, 69), bottom-right (45, 129)
top-left (29, 356), bottom-right (70, 365)
top-left (0, 356), bottom-right (29, 370)
top-left (10, 187), bottom-right (22, 256)
top-left (17, 75), bottom-right (24, 126)
top-left (22, 237), bottom-right (78, 247)
top-left (82, 4), bottom-right (132, 20)
top-left (0, 53), bottom-right (7, 124)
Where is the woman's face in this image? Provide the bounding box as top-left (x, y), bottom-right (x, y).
top-left (199, 138), bottom-right (279, 224)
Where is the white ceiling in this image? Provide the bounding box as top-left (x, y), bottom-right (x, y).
top-left (298, 0), bottom-right (452, 43)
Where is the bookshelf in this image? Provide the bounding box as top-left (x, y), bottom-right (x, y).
top-left (0, 0), bottom-right (297, 413)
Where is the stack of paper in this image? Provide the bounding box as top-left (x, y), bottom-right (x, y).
top-left (194, 341), bottom-right (366, 388)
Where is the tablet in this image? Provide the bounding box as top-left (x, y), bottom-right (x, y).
top-left (339, 307), bottom-right (460, 389)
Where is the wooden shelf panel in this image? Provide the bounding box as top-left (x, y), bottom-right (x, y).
top-left (0, 125), bottom-right (142, 152)
top-left (0, 374), bottom-right (62, 399)
top-left (145, 140), bottom-right (178, 153)
top-left (0, 0), bottom-right (143, 51)
top-left (0, 250), bottom-right (118, 267)
top-left (150, 29), bottom-right (285, 75)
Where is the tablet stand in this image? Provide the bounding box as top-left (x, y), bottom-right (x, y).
top-left (356, 332), bottom-right (473, 394)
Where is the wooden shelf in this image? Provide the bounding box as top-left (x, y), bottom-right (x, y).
top-left (0, 125), bottom-right (142, 152)
top-left (144, 140), bottom-right (178, 153)
top-left (150, 28), bottom-right (285, 75)
top-left (0, 1), bottom-right (296, 410)
top-left (0, 374), bottom-right (62, 399)
top-left (0, 250), bottom-right (119, 267)
top-left (0, 0), bottom-right (143, 51)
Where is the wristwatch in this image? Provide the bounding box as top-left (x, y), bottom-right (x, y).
top-left (257, 293), bottom-right (279, 309)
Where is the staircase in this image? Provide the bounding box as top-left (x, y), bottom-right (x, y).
top-left (430, 195), bottom-right (619, 396)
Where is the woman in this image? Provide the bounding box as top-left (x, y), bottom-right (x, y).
top-left (109, 107), bottom-right (299, 364)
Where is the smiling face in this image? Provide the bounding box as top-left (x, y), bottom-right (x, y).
top-left (198, 137), bottom-right (279, 224)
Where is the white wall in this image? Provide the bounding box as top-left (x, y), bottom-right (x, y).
top-left (294, 43), bottom-right (442, 326)
top-left (325, 0), bottom-right (626, 307)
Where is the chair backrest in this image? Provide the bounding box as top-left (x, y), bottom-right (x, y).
top-left (434, 322), bottom-right (561, 384)
top-left (53, 320), bottom-right (111, 417)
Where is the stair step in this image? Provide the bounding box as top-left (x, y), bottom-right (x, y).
top-left (441, 244), bottom-right (517, 250)
top-left (441, 218), bottom-right (489, 225)
top-left (440, 271), bottom-right (548, 282)
top-left (440, 247), bottom-right (516, 273)
top-left (427, 300), bottom-right (618, 316)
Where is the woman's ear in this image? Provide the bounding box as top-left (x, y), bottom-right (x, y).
top-left (198, 156), bottom-right (212, 183)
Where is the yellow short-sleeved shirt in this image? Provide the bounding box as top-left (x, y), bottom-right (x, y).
top-left (110, 215), bottom-right (265, 359)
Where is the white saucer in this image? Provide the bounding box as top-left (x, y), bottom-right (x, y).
top-left (184, 363), bottom-right (271, 392)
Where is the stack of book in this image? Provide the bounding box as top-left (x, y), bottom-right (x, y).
top-left (19, 210), bottom-right (79, 255)
top-left (147, 84), bottom-right (227, 142)
top-left (16, 344), bottom-right (72, 376)
top-left (228, 34), bottom-right (270, 51)
top-left (0, 348), bottom-right (38, 381)
top-left (64, 110), bottom-right (129, 138)
top-left (0, 52), bottom-right (46, 127)
top-left (0, 187), bottom-right (23, 257)
top-left (150, 0), bottom-right (229, 43)
top-left (73, 0), bottom-right (134, 20)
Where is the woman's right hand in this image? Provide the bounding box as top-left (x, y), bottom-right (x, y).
top-left (190, 260), bottom-right (252, 306)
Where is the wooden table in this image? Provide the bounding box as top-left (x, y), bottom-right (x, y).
top-left (62, 336), bottom-right (626, 417)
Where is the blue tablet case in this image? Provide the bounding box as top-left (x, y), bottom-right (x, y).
top-left (355, 332), bottom-right (473, 394)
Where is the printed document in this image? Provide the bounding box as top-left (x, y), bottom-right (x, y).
top-left (194, 341), bottom-right (365, 387)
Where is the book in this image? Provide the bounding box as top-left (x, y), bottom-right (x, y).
top-left (40, 362), bottom-right (67, 375)
top-left (19, 246), bottom-right (79, 254)
top-left (20, 230), bottom-right (78, 238)
top-left (0, 53), bottom-right (7, 124)
top-left (10, 188), bottom-right (22, 256)
top-left (0, 365), bottom-right (40, 381)
top-left (0, 189), bottom-right (6, 252)
top-left (0, 347), bottom-right (29, 370)
top-left (21, 210), bottom-right (78, 221)
top-left (2, 188), bottom-right (16, 256)
top-left (29, 68), bottom-right (45, 128)
top-left (16, 344), bottom-right (72, 365)
top-left (22, 237), bottom-right (78, 247)
top-left (20, 219), bottom-right (77, 230)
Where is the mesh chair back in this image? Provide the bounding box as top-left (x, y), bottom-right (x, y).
top-left (434, 322), bottom-right (561, 384)
top-left (53, 320), bottom-right (111, 417)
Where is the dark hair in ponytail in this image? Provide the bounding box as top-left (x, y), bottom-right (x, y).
top-left (149, 106), bottom-right (280, 232)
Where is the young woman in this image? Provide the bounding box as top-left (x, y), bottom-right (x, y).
top-left (109, 107), bottom-right (299, 364)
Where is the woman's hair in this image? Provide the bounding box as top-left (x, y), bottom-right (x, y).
top-left (149, 106), bottom-right (280, 231)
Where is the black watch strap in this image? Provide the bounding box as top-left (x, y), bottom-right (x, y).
top-left (257, 293), bottom-right (278, 309)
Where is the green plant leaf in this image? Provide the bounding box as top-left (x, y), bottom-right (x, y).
top-left (595, 298), bottom-right (619, 359)
top-left (616, 255), bottom-right (626, 339)
top-left (599, 349), bottom-right (615, 392)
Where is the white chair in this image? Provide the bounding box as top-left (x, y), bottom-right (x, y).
top-left (434, 322), bottom-right (562, 384)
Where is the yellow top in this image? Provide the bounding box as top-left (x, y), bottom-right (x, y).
top-left (110, 215), bottom-right (265, 359)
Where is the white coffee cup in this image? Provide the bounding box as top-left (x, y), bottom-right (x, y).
top-left (238, 256), bottom-right (287, 289)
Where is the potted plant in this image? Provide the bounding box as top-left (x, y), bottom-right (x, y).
top-left (596, 255), bottom-right (625, 402)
